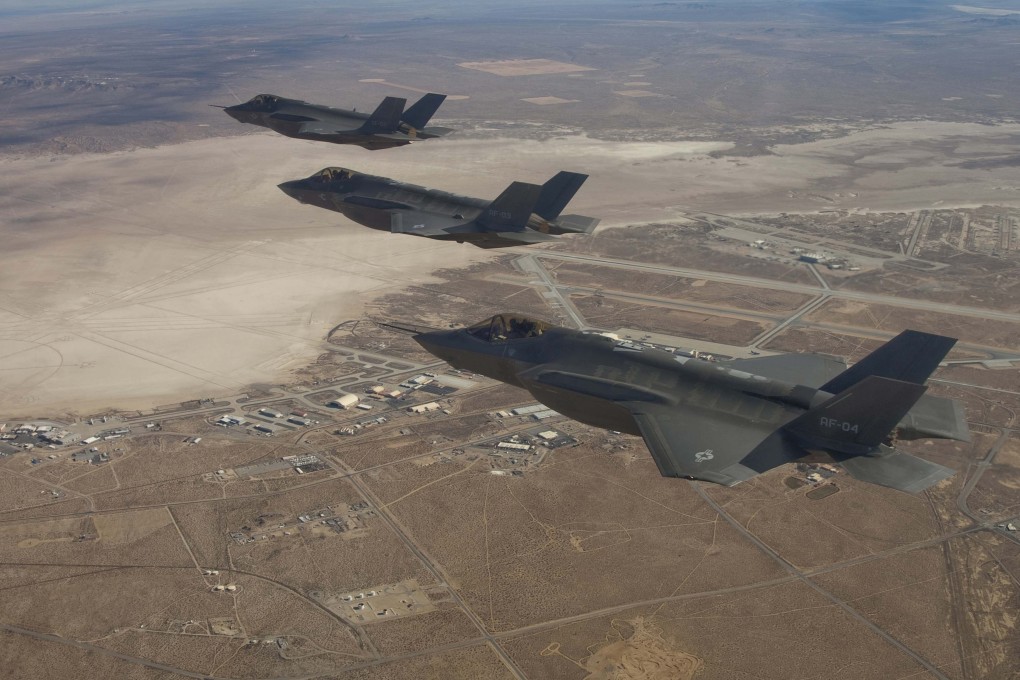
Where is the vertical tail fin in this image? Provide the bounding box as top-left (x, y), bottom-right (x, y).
top-left (401, 93), bottom-right (446, 129)
top-left (784, 376), bottom-right (927, 455)
top-left (361, 96), bottom-right (406, 133)
top-left (479, 182), bottom-right (542, 231)
top-left (837, 448), bottom-right (956, 493)
top-left (820, 330), bottom-right (956, 394)
top-left (535, 171), bottom-right (589, 220)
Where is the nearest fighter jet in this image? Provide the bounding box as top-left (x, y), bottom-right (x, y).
top-left (219, 92), bottom-right (451, 150)
top-left (414, 315), bottom-right (969, 492)
top-left (278, 168), bottom-right (599, 248)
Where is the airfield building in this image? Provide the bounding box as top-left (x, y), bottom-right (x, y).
top-left (408, 402), bottom-right (442, 414)
top-left (328, 394), bottom-right (360, 409)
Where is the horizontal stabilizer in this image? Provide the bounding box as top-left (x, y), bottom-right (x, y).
top-left (490, 230), bottom-right (559, 244)
top-left (821, 330), bottom-right (956, 394)
top-left (899, 394), bottom-right (970, 442)
top-left (837, 447), bottom-right (956, 493)
top-left (551, 214), bottom-right (600, 235)
top-left (417, 126), bottom-right (455, 139)
top-left (785, 376), bottom-right (927, 455)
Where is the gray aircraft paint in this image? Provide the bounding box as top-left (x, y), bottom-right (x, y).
top-left (277, 168), bottom-right (599, 249)
top-left (221, 92), bottom-right (452, 150)
top-left (414, 314), bottom-right (968, 492)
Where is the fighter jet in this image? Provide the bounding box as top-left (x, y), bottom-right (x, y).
top-left (219, 92), bottom-right (451, 150)
top-left (278, 168), bottom-right (599, 248)
top-left (414, 315), bottom-right (970, 492)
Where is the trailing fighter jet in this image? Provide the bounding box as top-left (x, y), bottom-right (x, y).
top-left (278, 168), bottom-right (599, 248)
top-left (414, 315), bottom-right (969, 492)
top-left (219, 92), bottom-right (451, 150)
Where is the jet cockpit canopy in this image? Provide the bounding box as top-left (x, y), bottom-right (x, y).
top-left (466, 314), bottom-right (550, 343)
top-left (245, 94), bottom-right (282, 110)
top-left (312, 167), bottom-right (355, 184)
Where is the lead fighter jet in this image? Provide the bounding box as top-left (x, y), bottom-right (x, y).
top-left (414, 315), bottom-right (970, 492)
top-left (278, 168), bottom-right (599, 248)
top-left (219, 92), bottom-right (451, 150)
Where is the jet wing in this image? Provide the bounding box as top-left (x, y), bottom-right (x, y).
top-left (625, 402), bottom-right (799, 486)
top-left (344, 195), bottom-right (416, 212)
top-left (390, 213), bottom-right (562, 247)
top-left (389, 211), bottom-right (463, 236)
top-left (297, 120), bottom-right (356, 136)
top-left (519, 368), bottom-right (670, 403)
top-left (724, 354), bottom-right (847, 389)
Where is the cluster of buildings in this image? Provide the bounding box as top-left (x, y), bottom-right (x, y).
top-left (227, 454), bottom-right (326, 480)
top-left (798, 462), bottom-right (841, 484)
top-left (790, 247), bottom-right (859, 270)
top-left (0, 422), bottom-right (101, 458)
top-left (494, 404), bottom-right (560, 421)
top-left (215, 407), bottom-right (323, 436)
top-left (230, 501), bottom-right (375, 544)
top-left (484, 428), bottom-right (576, 475)
top-left (335, 415), bottom-right (389, 436)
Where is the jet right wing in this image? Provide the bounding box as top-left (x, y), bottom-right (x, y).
top-left (297, 121), bottom-right (349, 136)
top-left (625, 402), bottom-right (797, 486)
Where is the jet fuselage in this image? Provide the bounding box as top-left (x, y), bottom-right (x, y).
top-left (417, 322), bottom-right (814, 437)
top-left (278, 169), bottom-right (486, 233)
top-left (223, 94), bottom-right (447, 150)
top-left (277, 168), bottom-right (595, 248)
top-left (415, 317), bottom-right (955, 444)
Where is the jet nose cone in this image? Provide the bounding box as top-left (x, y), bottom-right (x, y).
top-left (277, 180), bottom-right (305, 200)
top-left (412, 331), bottom-right (437, 353)
top-left (413, 330), bottom-right (453, 361)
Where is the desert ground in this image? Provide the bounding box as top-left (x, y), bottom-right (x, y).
top-left (2, 121), bottom-right (1019, 416)
top-left (3, 2), bottom-right (1020, 678)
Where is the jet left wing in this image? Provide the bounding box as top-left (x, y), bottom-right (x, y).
top-left (390, 213), bottom-right (562, 248)
top-left (625, 402), bottom-right (800, 486)
top-left (297, 121), bottom-right (351, 136)
top-left (724, 354), bottom-right (847, 389)
top-left (389, 211), bottom-right (461, 236)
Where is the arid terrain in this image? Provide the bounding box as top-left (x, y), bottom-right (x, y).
top-left (2, 1), bottom-right (1019, 678)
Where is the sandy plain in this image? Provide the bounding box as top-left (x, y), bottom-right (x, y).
top-left (2, 121), bottom-right (1020, 416)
